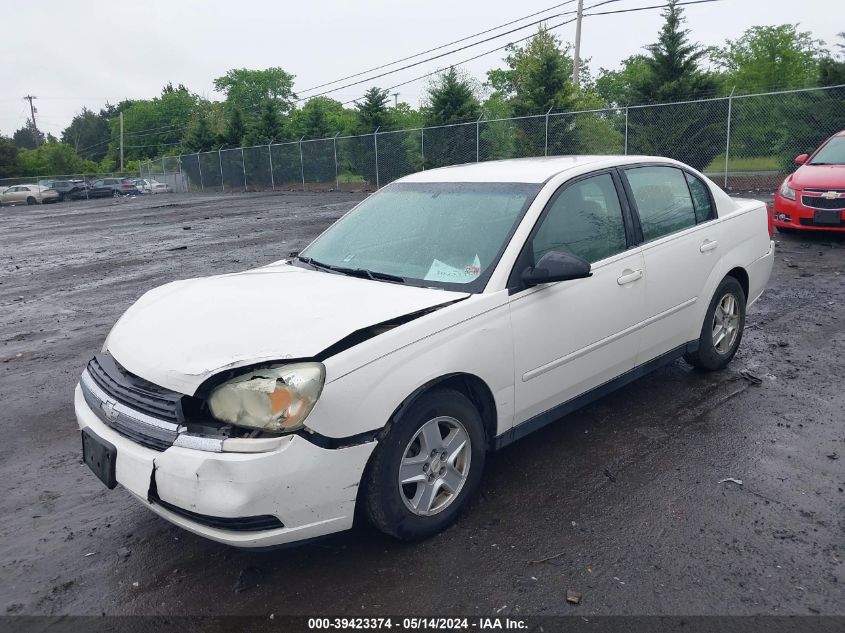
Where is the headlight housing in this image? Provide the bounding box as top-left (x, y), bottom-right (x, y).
top-left (207, 362), bottom-right (325, 433)
top-left (779, 180), bottom-right (796, 201)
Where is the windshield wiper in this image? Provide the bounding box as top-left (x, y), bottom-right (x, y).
top-left (295, 256), bottom-right (405, 283)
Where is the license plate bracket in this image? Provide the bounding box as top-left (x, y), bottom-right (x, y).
top-left (814, 209), bottom-right (842, 225)
top-left (81, 428), bottom-right (117, 489)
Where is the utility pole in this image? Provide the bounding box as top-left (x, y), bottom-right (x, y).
top-left (571, 0), bottom-right (584, 87)
top-left (119, 111), bottom-right (125, 172)
top-left (392, 92), bottom-right (400, 107)
top-left (23, 95), bottom-right (39, 146)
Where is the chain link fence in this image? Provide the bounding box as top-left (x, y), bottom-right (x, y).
top-left (141, 84), bottom-right (845, 196)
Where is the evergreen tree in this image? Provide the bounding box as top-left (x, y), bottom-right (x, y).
top-left (627, 0), bottom-right (722, 170)
top-left (356, 87), bottom-right (390, 133)
top-left (184, 113), bottom-right (216, 152)
top-left (12, 119), bottom-right (45, 149)
top-left (223, 107), bottom-right (246, 147)
top-left (423, 67), bottom-right (480, 126)
top-left (421, 68), bottom-right (480, 167)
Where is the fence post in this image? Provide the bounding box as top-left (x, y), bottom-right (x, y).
top-left (161, 156), bottom-right (166, 177)
top-left (373, 127), bottom-right (380, 189)
top-left (544, 107), bottom-right (553, 156)
top-left (333, 133), bottom-right (340, 191)
top-left (724, 86), bottom-right (736, 190)
top-left (267, 144), bottom-right (275, 191)
top-left (218, 147), bottom-right (224, 192)
top-left (476, 114), bottom-right (483, 162)
top-left (624, 107), bottom-right (629, 155)
top-left (197, 153), bottom-right (204, 192)
top-left (420, 128), bottom-right (425, 170)
top-left (241, 147), bottom-right (247, 191)
top-left (299, 137), bottom-right (306, 191)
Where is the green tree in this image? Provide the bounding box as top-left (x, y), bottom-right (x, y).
top-left (13, 120), bottom-right (45, 149)
top-left (244, 100), bottom-right (285, 145)
top-left (184, 110), bottom-right (217, 152)
top-left (61, 107), bottom-right (111, 161)
top-left (489, 27), bottom-right (578, 117)
top-left (355, 87), bottom-right (390, 133)
top-left (594, 55), bottom-right (651, 106)
top-left (213, 67), bottom-right (296, 128)
top-left (422, 67), bottom-right (481, 168)
top-left (627, 0), bottom-right (723, 170)
top-left (713, 25), bottom-right (825, 91)
top-left (0, 134), bottom-right (19, 177)
top-left (16, 142), bottom-right (97, 176)
top-left (223, 106), bottom-right (246, 147)
top-left (423, 67), bottom-right (480, 126)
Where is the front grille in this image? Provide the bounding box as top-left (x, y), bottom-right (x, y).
top-left (801, 196), bottom-right (845, 210)
top-left (87, 354), bottom-right (181, 423)
top-left (149, 488), bottom-right (284, 532)
top-left (799, 216), bottom-right (845, 227)
top-left (81, 353), bottom-right (184, 452)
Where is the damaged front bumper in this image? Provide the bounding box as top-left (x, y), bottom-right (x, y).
top-left (74, 385), bottom-right (376, 548)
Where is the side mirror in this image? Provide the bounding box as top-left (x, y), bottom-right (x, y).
top-left (794, 154), bottom-right (809, 165)
top-left (521, 251), bottom-right (592, 287)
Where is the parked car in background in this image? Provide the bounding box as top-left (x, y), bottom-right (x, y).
top-left (87, 178), bottom-right (140, 198)
top-left (134, 178), bottom-right (171, 194)
top-left (0, 184), bottom-right (60, 205)
top-left (51, 179), bottom-right (90, 201)
top-left (76, 156), bottom-right (774, 548)
top-left (773, 130), bottom-right (845, 232)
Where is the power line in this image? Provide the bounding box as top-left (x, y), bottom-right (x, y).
top-left (296, 0), bottom-right (629, 103)
top-left (297, 0), bottom-right (580, 95)
top-left (339, 0), bottom-right (724, 107)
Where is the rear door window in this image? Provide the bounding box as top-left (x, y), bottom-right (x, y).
top-left (624, 166), bottom-right (697, 241)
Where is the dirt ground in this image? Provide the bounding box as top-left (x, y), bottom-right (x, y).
top-left (1, 192), bottom-right (843, 621)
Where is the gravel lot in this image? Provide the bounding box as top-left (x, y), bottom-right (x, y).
top-left (1, 192), bottom-right (843, 621)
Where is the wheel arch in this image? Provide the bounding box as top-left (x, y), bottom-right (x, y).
top-left (725, 266), bottom-right (749, 300)
top-left (381, 372), bottom-right (497, 451)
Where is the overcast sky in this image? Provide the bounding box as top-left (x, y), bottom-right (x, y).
top-left (2, 0), bottom-right (841, 138)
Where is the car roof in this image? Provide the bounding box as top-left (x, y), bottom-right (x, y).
top-left (397, 155), bottom-right (677, 184)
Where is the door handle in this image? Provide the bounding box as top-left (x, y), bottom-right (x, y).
top-left (700, 239), bottom-right (718, 253)
top-left (617, 269), bottom-right (643, 285)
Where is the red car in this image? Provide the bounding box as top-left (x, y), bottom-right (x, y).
top-left (773, 130), bottom-right (845, 232)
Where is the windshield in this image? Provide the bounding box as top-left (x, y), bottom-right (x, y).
top-left (810, 136), bottom-right (845, 165)
top-left (299, 182), bottom-right (540, 292)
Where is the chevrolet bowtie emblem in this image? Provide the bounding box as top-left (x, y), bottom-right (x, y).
top-left (822, 191), bottom-right (839, 199)
top-left (100, 399), bottom-right (119, 421)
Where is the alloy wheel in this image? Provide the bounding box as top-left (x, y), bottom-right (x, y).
top-left (398, 416), bottom-right (471, 516)
top-left (712, 293), bottom-right (740, 354)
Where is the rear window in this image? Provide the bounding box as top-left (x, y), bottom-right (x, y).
top-left (625, 166), bottom-right (697, 242)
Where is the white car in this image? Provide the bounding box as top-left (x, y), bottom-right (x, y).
top-left (75, 156), bottom-right (774, 548)
top-left (135, 178), bottom-right (171, 194)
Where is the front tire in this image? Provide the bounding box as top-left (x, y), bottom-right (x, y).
top-left (684, 276), bottom-right (746, 371)
top-left (112, 190), bottom-right (121, 198)
top-left (362, 388), bottom-right (486, 541)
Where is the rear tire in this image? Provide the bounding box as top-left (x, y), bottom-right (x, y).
top-left (684, 276), bottom-right (746, 371)
top-left (362, 388), bottom-right (486, 541)
top-left (26, 196), bottom-right (37, 205)
top-left (112, 190), bottom-right (121, 198)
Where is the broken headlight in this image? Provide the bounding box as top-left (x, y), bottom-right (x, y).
top-left (207, 363), bottom-right (325, 433)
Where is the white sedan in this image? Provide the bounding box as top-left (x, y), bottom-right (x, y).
top-left (75, 156), bottom-right (774, 548)
top-left (135, 178), bottom-right (171, 194)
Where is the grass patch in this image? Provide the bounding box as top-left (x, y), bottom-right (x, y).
top-left (704, 154), bottom-right (780, 172)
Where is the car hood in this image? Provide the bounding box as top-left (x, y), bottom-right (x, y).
top-left (105, 262), bottom-right (468, 394)
top-left (788, 163), bottom-right (845, 190)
